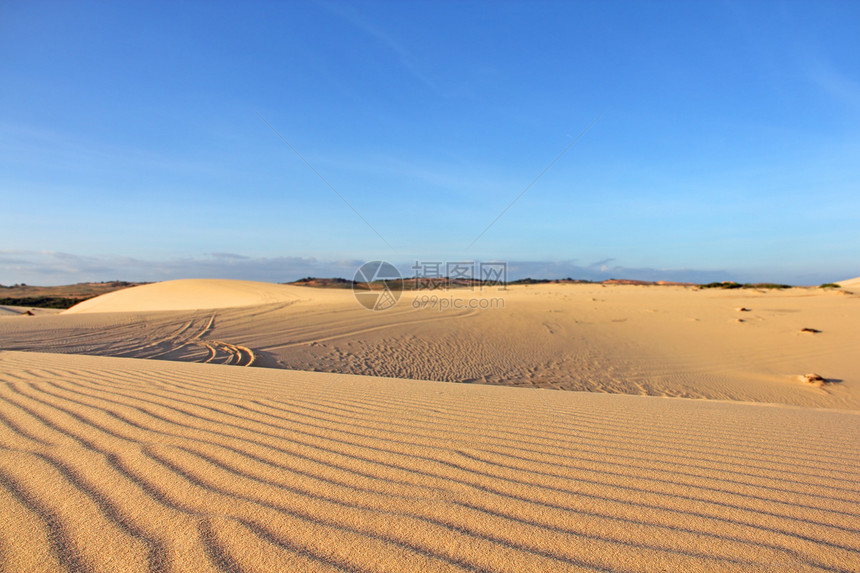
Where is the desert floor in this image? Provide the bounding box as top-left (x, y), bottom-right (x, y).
top-left (0, 279), bottom-right (858, 571)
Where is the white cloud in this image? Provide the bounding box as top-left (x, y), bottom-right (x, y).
top-left (0, 250), bottom-right (844, 286)
top-left (0, 250), bottom-right (364, 285)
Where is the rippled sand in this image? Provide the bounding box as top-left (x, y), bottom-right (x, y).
top-left (0, 351), bottom-right (858, 571)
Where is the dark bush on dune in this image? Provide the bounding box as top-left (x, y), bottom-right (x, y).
top-left (701, 282), bottom-right (792, 290)
top-left (0, 296), bottom-right (91, 309)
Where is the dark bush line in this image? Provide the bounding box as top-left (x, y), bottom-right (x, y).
top-left (0, 297), bottom-right (92, 309)
top-left (700, 282), bottom-right (793, 290)
top-left (507, 278), bottom-right (553, 285)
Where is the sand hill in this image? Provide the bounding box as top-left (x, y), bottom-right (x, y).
top-left (837, 276), bottom-right (860, 289)
top-left (64, 279), bottom-right (307, 314)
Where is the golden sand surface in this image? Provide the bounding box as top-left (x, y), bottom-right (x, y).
top-left (62, 279), bottom-right (308, 314)
top-left (1, 279), bottom-right (857, 408)
top-left (0, 350), bottom-right (857, 572)
top-left (1, 279), bottom-right (858, 571)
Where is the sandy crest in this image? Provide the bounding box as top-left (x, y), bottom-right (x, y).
top-left (0, 350), bottom-right (857, 572)
top-left (837, 276), bottom-right (860, 289)
top-left (62, 279), bottom-right (313, 314)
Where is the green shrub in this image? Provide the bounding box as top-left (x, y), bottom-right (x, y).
top-left (0, 296), bottom-right (91, 309)
top-left (747, 283), bottom-right (792, 289)
top-left (700, 281), bottom-right (792, 290)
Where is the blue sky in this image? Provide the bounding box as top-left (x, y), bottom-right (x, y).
top-left (1, 0), bottom-right (858, 285)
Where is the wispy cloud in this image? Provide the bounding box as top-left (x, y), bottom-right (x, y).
top-left (501, 260), bottom-right (733, 284)
top-left (0, 251), bottom-right (364, 285)
top-left (319, 1), bottom-right (443, 96)
top-left (2, 250), bottom-right (846, 286)
top-left (0, 121), bottom-right (222, 178)
top-left (804, 58), bottom-right (860, 113)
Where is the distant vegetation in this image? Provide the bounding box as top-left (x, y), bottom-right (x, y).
top-left (289, 277), bottom-right (358, 289)
top-left (0, 280), bottom-right (135, 289)
top-left (0, 296), bottom-right (91, 309)
top-left (291, 277), bottom-right (810, 290)
top-left (700, 282), bottom-right (793, 290)
top-left (0, 281), bottom-right (142, 309)
top-left (819, 283), bottom-right (842, 288)
top-left (291, 276), bottom-right (603, 290)
top-left (507, 278), bottom-right (552, 285)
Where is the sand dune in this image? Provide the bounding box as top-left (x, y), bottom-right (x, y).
top-left (0, 306), bottom-right (60, 318)
top-left (0, 350), bottom-right (857, 572)
top-left (4, 280), bottom-right (858, 409)
top-left (63, 279), bottom-right (310, 314)
top-left (837, 276), bottom-right (860, 289)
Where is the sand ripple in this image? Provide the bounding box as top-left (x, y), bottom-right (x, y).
top-left (1, 351), bottom-right (858, 571)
